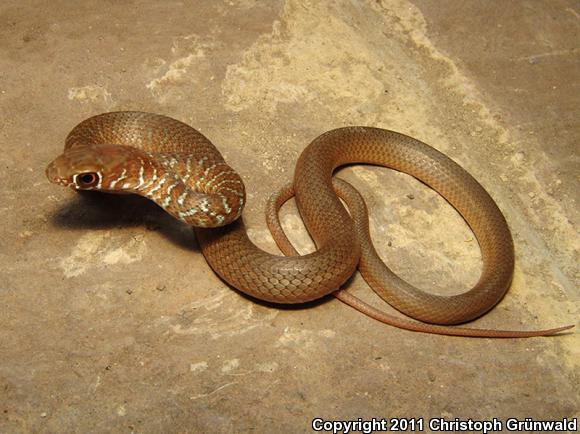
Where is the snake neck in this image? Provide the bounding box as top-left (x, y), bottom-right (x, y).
top-left (132, 152), bottom-right (246, 228)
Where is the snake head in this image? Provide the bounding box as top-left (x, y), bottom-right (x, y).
top-left (46, 144), bottom-right (151, 192)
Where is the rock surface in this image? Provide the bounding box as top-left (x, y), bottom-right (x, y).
top-left (1, 0), bottom-right (578, 432)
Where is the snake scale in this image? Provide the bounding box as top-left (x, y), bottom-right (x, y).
top-left (46, 111), bottom-right (573, 338)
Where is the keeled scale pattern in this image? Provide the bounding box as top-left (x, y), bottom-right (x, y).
top-left (198, 126), bottom-right (515, 318)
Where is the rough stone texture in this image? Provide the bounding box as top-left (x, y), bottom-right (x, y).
top-left (0, 0), bottom-right (578, 432)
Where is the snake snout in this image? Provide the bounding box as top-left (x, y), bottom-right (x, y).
top-left (45, 160), bottom-right (65, 185)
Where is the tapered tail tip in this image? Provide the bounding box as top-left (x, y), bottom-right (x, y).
top-left (543, 324), bottom-right (575, 336)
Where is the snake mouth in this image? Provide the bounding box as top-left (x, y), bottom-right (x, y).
top-left (45, 161), bottom-right (71, 187)
top-left (45, 162), bottom-right (59, 183)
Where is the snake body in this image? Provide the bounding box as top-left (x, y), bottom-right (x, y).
top-left (46, 111), bottom-right (572, 337)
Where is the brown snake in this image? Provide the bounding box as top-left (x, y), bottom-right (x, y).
top-left (46, 111), bottom-right (573, 338)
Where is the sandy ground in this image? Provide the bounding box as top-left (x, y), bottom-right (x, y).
top-left (1, 0), bottom-right (578, 432)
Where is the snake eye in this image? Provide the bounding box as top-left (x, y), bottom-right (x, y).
top-left (76, 172), bottom-right (100, 188)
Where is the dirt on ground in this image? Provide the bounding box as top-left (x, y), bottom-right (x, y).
top-left (1, 1), bottom-right (578, 432)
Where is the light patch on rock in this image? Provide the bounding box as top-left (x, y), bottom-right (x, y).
top-left (222, 1), bottom-right (386, 116)
top-left (68, 85), bottom-right (112, 105)
top-left (145, 34), bottom-right (214, 103)
top-left (102, 236), bottom-right (146, 265)
top-left (277, 327), bottom-right (336, 350)
top-left (170, 299), bottom-right (278, 340)
top-left (116, 405), bottom-right (126, 416)
top-left (255, 361), bottom-right (279, 373)
top-left (146, 52), bottom-right (204, 91)
top-left (221, 359), bottom-right (240, 373)
top-left (59, 232), bottom-right (146, 277)
top-left (190, 361), bottom-right (208, 373)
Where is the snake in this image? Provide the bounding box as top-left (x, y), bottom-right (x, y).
top-left (46, 111), bottom-right (573, 338)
